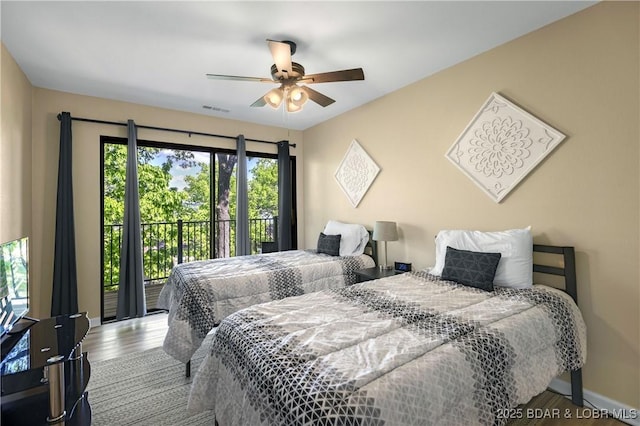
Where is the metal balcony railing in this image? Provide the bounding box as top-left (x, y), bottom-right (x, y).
top-left (102, 217), bottom-right (277, 291)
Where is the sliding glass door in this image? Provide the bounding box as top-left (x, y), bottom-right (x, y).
top-left (100, 137), bottom-right (295, 322)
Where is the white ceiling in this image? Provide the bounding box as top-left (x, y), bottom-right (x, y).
top-left (1, 1), bottom-right (595, 131)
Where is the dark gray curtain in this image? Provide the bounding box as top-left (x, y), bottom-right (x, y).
top-left (51, 111), bottom-right (79, 316)
top-left (235, 135), bottom-right (250, 256)
top-left (116, 120), bottom-right (146, 320)
top-left (277, 141), bottom-right (292, 251)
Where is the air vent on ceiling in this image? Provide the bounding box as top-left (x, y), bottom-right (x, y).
top-left (202, 105), bottom-right (230, 113)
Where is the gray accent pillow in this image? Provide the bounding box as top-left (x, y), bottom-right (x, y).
top-left (441, 246), bottom-right (501, 292)
top-left (317, 232), bottom-right (341, 256)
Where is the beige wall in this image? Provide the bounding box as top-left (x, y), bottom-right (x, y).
top-left (29, 89), bottom-right (303, 323)
top-left (0, 44), bottom-right (32, 244)
top-left (303, 2), bottom-right (639, 408)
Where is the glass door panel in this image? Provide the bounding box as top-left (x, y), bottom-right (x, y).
top-left (101, 141), bottom-right (211, 321)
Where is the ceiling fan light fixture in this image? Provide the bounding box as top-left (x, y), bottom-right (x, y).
top-left (208, 39), bottom-right (362, 113)
top-left (289, 85), bottom-right (309, 107)
top-left (264, 87), bottom-right (284, 108)
top-left (286, 97), bottom-right (303, 113)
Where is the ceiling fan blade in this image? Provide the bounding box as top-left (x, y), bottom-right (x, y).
top-left (250, 96), bottom-right (267, 107)
top-left (303, 68), bottom-right (365, 84)
top-left (267, 39), bottom-right (293, 75)
top-left (302, 86), bottom-right (335, 107)
top-left (206, 73), bottom-right (273, 83)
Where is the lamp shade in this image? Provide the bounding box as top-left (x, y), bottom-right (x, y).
top-left (372, 221), bottom-right (398, 242)
top-left (285, 85), bottom-right (308, 112)
top-left (289, 86), bottom-right (309, 107)
top-left (285, 98), bottom-right (303, 113)
top-left (264, 87), bottom-right (284, 108)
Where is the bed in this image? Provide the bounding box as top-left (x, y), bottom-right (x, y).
top-left (187, 240), bottom-right (587, 425)
top-left (157, 221), bottom-right (376, 367)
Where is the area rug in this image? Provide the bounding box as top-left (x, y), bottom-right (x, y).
top-left (87, 334), bottom-right (215, 426)
top-left (87, 334), bottom-right (594, 426)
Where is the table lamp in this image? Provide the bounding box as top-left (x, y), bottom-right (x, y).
top-left (372, 221), bottom-right (398, 270)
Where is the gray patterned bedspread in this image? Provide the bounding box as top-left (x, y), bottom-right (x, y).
top-left (157, 249), bottom-right (374, 363)
top-left (188, 271), bottom-right (587, 425)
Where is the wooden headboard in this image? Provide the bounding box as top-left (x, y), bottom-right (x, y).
top-left (532, 245), bottom-right (577, 303)
top-left (365, 230), bottom-right (378, 266)
top-left (532, 244), bottom-right (582, 407)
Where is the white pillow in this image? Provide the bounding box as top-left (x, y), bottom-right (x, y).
top-left (322, 220), bottom-right (370, 256)
top-left (431, 227), bottom-right (533, 289)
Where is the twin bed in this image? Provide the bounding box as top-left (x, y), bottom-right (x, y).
top-left (157, 221), bottom-right (375, 370)
top-left (158, 249), bottom-right (375, 364)
top-left (159, 225), bottom-right (587, 425)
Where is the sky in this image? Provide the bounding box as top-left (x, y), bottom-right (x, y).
top-left (151, 149), bottom-right (259, 191)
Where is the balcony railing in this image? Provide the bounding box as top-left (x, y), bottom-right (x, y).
top-left (103, 217), bottom-right (277, 292)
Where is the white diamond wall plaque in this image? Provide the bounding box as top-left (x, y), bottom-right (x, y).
top-left (446, 92), bottom-right (566, 203)
top-left (335, 139), bottom-right (380, 207)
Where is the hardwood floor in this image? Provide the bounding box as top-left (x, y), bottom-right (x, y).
top-left (83, 311), bottom-right (169, 362)
top-left (83, 314), bottom-right (625, 425)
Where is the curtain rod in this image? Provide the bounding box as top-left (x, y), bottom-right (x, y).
top-left (57, 114), bottom-right (295, 148)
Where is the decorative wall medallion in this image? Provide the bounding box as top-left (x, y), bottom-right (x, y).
top-left (335, 139), bottom-right (380, 207)
top-left (446, 92), bottom-right (566, 203)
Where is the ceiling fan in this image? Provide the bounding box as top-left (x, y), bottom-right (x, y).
top-left (206, 39), bottom-right (365, 113)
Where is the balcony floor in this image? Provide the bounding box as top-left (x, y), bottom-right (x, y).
top-left (103, 281), bottom-right (166, 320)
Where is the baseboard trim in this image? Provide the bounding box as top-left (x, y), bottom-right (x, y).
top-left (549, 378), bottom-right (639, 426)
top-left (89, 316), bottom-right (101, 328)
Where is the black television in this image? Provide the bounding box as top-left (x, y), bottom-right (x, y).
top-left (0, 237), bottom-right (29, 338)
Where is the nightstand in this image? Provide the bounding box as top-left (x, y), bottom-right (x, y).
top-left (354, 267), bottom-right (402, 283)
